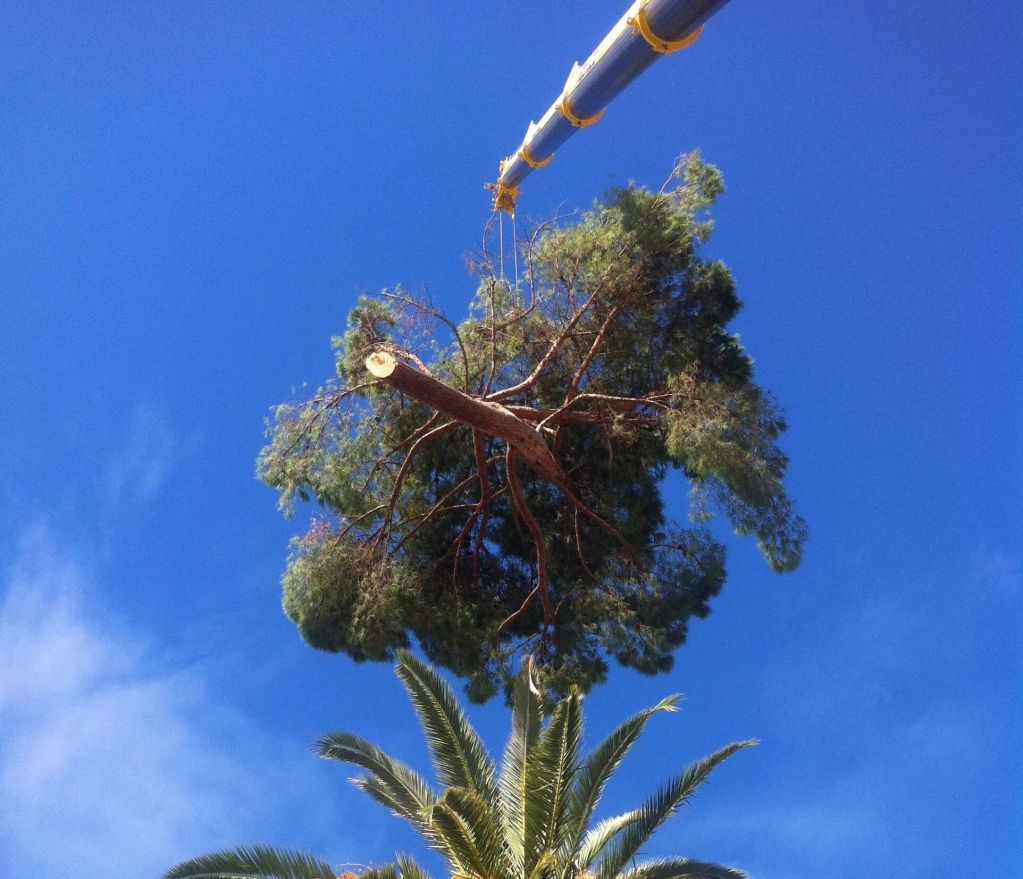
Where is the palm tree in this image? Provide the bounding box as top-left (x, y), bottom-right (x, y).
top-left (165, 652), bottom-right (754, 879)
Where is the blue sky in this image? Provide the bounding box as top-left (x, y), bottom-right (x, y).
top-left (1, 2), bottom-right (1019, 877)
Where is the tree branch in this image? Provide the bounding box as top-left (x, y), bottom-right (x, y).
top-left (375, 421), bottom-right (459, 547)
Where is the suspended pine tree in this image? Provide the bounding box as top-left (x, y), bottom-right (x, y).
top-left (259, 154), bottom-right (806, 701)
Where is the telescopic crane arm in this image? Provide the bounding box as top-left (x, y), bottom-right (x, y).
top-left (487, 0), bottom-right (732, 215)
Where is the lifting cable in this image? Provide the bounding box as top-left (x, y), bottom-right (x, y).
top-left (512, 212), bottom-right (519, 287)
top-left (493, 199), bottom-right (520, 286)
top-left (499, 211), bottom-right (505, 279)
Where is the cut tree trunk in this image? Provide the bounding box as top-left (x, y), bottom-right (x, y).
top-left (365, 351), bottom-right (567, 487)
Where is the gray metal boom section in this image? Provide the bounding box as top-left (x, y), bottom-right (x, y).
top-left (490, 0), bottom-right (731, 213)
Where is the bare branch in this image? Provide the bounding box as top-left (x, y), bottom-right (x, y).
top-left (498, 448), bottom-right (555, 645)
top-left (380, 290), bottom-right (472, 393)
top-left (375, 420), bottom-right (459, 547)
top-left (392, 457), bottom-right (504, 553)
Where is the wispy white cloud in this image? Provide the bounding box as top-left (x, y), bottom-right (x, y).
top-left (0, 528), bottom-right (344, 879)
top-left (103, 402), bottom-right (200, 517)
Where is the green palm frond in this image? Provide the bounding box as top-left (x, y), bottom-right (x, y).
top-left (162, 845), bottom-right (335, 879)
top-left (427, 787), bottom-right (511, 879)
top-left (394, 854), bottom-right (437, 879)
top-left (620, 858), bottom-right (748, 879)
top-left (166, 659), bottom-right (755, 879)
top-left (566, 694), bottom-right (681, 867)
top-left (524, 689), bottom-right (583, 876)
top-left (428, 796), bottom-right (482, 874)
top-left (360, 864), bottom-right (399, 879)
top-left (316, 731), bottom-right (437, 828)
top-left (526, 848), bottom-right (556, 879)
top-left (499, 659), bottom-right (545, 870)
top-left (351, 775), bottom-right (440, 845)
top-left (574, 810), bottom-right (639, 870)
top-left (395, 650), bottom-right (498, 802)
top-left (594, 740), bottom-right (756, 879)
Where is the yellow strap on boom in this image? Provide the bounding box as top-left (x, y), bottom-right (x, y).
top-left (556, 95), bottom-right (605, 128)
top-left (518, 144), bottom-right (553, 169)
top-left (628, 6), bottom-right (703, 55)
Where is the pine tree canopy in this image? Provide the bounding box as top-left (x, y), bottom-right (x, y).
top-left (259, 154), bottom-right (807, 701)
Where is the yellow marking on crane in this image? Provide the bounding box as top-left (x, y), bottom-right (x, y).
top-left (518, 144), bottom-right (553, 169)
top-left (556, 96), bottom-right (605, 128)
top-left (628, 6), bottom-right (703, 55)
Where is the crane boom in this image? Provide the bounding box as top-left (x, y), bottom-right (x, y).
top-left (488, 0), bottom-right (732, 214)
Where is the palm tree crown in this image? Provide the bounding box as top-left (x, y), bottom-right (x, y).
top-left (165, 652), bottom-right (754, 879)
